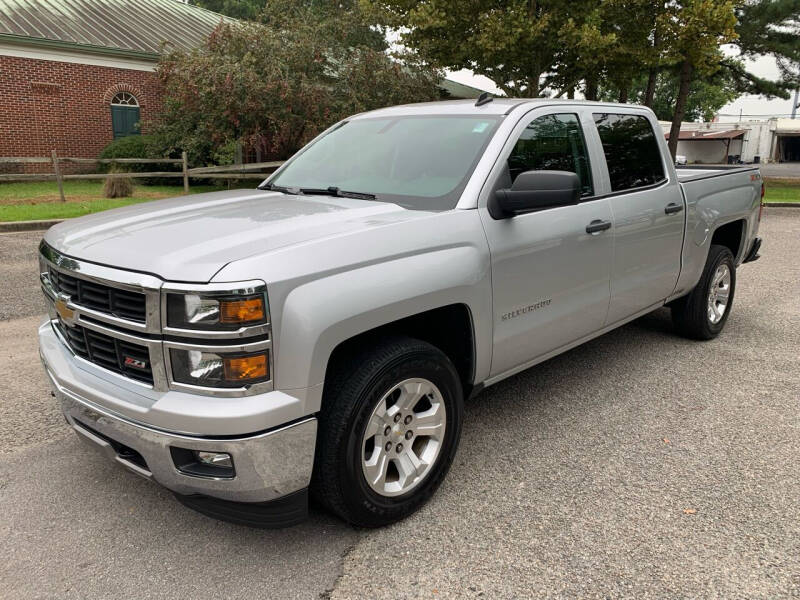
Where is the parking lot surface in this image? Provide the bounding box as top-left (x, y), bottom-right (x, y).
top-left (1, 209), bottom-right (798, 599)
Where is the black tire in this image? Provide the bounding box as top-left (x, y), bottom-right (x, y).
top-left (311, 336), bottom-right (463, 527)
top-left (671, 244), bottom-right (736, 340)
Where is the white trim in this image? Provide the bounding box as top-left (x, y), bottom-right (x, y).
top-left (0, 41), bottom-right (156, 71)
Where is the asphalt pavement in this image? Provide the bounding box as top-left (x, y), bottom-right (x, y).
top-left (1, 210), bottom-right (798, 599)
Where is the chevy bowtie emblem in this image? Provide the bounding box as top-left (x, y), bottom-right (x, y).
top-left (55, 297), bottom-right (75, 324)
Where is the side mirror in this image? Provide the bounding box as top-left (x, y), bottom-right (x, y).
top-left (488, 170), bottom-right (581, 219)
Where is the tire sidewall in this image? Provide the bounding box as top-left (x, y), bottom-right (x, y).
top-left (703, 246), bottom-right (736, 336)
top-left (340, 349), bottom-right (463, 525)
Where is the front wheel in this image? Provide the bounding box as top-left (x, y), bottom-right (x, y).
top-left (312, 336), bottom-right (463, 527)
top-left (672, 244), bottom-right (736, 340)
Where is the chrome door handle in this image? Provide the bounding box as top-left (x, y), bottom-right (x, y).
top-left (665, 202), bottom-right (684, 214)
top-left (586, 219), bottom-right (612, 234)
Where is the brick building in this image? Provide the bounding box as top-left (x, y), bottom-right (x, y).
top-left (0, 0), bottom-right (485, 173)
top-left (0, 0), bottom-right (228, 167)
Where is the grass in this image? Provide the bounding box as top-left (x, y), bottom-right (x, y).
top-left (0, 180), bottom-right (254, 221)
top-left (763, 178), bottom-right (800, 203)
top-left (1, 175), bottom-right (797, 221)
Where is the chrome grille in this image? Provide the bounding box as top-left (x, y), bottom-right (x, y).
top-left (49, 266), bottom-right (147, 322)
top-left (40, 242), bottom-right (272, 395)
top-left (55, 321), bottom-right (154, 385)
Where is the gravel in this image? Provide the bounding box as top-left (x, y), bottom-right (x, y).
top-left (1, 209), bottom-right (797, 599)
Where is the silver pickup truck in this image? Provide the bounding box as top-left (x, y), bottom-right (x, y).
top-left (38, 99), bottom-right (763, 528)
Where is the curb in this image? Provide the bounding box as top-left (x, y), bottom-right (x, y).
top-left (764, 203), bottom-right (800, 208)
top-left (0, 219), bottom-right (64, 233)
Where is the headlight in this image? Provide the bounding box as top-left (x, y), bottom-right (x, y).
top-left (166, 293), bottom-right (267, 330)
top-left (170, 349), bottom-right (269, 388)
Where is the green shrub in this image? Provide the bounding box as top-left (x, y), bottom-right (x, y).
top-left (98, 135), bottom-right (180, 185)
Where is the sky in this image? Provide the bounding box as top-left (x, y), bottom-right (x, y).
top-left (445, 54), bottom-right (799, 124)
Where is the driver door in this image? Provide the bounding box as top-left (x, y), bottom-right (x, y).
top-left (479, 108), bottom-right (614, 378)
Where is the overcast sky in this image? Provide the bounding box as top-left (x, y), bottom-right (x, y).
top-left (445, 53), bottom-right (798, 123)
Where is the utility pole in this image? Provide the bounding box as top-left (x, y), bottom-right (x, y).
top-left (792, 87), bottom-right (799, 119)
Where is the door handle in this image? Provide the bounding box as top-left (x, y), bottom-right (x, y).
top-left (586, 219), bottom-right (612, 234)
top-left (665, 202), bottom-right (684, 214)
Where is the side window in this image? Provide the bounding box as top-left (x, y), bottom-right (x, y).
top-left (592, 113), bottom-right (665, 192)
top-left (508, 113), bottom-right (593, 197)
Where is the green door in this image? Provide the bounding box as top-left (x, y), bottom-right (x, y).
top-left (111, 105), bottom-right (140, 138)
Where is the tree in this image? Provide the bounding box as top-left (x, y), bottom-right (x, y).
top-left (731, 0), bottom-right (800, 93)
top-left (189, 0), bottom-right (263, 21)
top-left (601, 67), bottom-right (740, 121)
top-left (368, 0), bottom-right (617, 98)
top-left (153, 11), bottom-right (441, 165)
top-left (660, 0), bottom-right (739, 159)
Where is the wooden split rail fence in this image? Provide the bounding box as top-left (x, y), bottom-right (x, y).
top-left (0, 151), bottom-right (285, 202)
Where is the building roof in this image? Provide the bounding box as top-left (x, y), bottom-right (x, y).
top-left (0, 0), bottom-right (228, 59)
top-left (0, 0), bottom-right (487, 98)
top-left (665, 129), bottom-right (747, 141)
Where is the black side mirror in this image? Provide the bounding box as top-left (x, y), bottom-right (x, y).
top-left (489, 170), bottom-right (581, 219)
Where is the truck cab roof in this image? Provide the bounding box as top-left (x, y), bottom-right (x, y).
top-left (351, 98), bottom-right (652, 119)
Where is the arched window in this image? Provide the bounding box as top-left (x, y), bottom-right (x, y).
top-left (111, 92), bottom-right (138, 106)
top-left (110, 91), bottom-right (140, 138)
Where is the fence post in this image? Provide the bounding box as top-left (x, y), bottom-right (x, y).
top-left (181, 151), bottom-right (189, 193)
top-left (51, 149), bottom-right (65, 202)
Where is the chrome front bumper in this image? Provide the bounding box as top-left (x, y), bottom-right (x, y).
top-left (42, 359), bottom-right (317, 504)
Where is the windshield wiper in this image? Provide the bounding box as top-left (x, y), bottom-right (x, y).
top-left (258, 182), bottom-right (295, 194)
top-left (259, 182), bottom-right (376, 200)
top-left (299, 186), bottom-right (376, 200)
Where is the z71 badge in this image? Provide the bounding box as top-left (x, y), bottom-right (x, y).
top-left (124, 356), bottom-right (147, 370)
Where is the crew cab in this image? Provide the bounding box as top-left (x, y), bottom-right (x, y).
top-left (38, 99), bottom-right (763, 528)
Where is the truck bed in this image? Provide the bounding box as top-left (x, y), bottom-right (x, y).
top-left (675, 164), bottom-right (759, 182)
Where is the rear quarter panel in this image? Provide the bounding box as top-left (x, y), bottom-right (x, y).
top-left (671, 169), bottom-right (761, 299)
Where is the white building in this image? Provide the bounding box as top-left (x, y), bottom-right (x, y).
top-left (660, 119), bottom-right (800, 164)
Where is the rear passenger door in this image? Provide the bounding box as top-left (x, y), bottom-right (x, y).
top-left (480, 108), bottom-right (614, 378)
top-left (591, 112), bottom-right (684, 324)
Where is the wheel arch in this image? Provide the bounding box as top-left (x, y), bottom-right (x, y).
top-left (710, 218), bottom-right (746, 262)
top-left (323, 304), bottom-right (477, 398)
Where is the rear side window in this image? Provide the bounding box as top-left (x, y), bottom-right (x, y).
top-left (593, 113), bottom-right (665, 192)
top-left (508, 113), bottom-right (593, 197)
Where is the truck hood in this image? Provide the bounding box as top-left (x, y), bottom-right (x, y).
top-left (45, 189), bottom-right (428, 281)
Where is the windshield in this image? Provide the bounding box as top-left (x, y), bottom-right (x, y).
top-left (268, 115), bottom-right (503, 210)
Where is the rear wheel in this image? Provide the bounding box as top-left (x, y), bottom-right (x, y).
top-left (312, 336), bottom-right (463, 527)
top-left (672, 244), bottom-right (736, 340)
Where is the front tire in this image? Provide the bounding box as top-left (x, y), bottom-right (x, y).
top-left (672, 244), bottom-right (736, 340)
top-left (312, 336), bottom-right (463, 527)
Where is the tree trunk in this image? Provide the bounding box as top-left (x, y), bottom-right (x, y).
top-left (644, 68), bottom-right (658, 107)
top-left (584, 75), bottom-right (598, 102)
top-left (645, 10), bottom-right (661, 108)
top-left (618, 84), bottom-right (629, 104)
top-left (667, 59), bottom-right (693, 160)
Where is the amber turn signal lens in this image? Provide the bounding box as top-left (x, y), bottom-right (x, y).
top-left (223, 354), bottom-right (268, 382)
top-left (219, 297), bottom-right (265, 324)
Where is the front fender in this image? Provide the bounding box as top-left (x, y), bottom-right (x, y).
top-left (276, 245), bottom-right (491, 410)
top-left (212, 208), bottom-right (493, 419)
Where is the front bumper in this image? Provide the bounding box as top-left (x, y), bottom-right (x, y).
top-left (40, 332), bottom-right (317, 509)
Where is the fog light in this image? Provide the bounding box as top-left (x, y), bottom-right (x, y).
top-left (195, 451), bottom-right (232, 468)
top-left (170, 446), bottom-right (235, 479)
